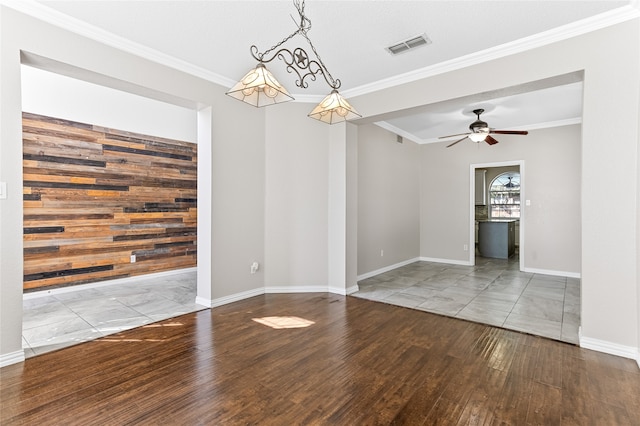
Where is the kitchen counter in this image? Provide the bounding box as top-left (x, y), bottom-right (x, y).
top-left (477, 220), bottom-right (516, 259)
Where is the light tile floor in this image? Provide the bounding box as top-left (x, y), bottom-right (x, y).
top-left (22, 270), bottom-right (205, 358)
top-left (352, 255), bottom-right (580, 344)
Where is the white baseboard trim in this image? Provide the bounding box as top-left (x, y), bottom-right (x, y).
top-left (206, 287), bottom-right (265, 308)
top-left (0, 350), bottom-right (25, 368)
top-left (345, 285), bottom-right (359, 295)
top-left (202, 284), bottom-right (359, 308)
top-left (327, 285), bottom-right (359, 296)
top-left (24, 267), bottom-right (197, 300)
top-left (419, 257), bottom-right (474, 267)
top-left (194, 296), bottom-right (214, 308)
top-left (357, 257), bottom-right (421, 281)
top-left (265, 286), bottom-right (329, 294)
top-left (579, 330), bottom-right (639, 365)
top-left (523, 267), bottom-right (581, 279)
top-left (266, 285), bottom-right (359, 296)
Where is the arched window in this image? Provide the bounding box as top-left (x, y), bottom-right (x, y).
top-left (490, 172), bottom-right (520, 219)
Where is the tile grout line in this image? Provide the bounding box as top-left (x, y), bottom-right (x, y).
top-left (22, 272), bottom-right (199, 358)
top-left (502, 274), bottom-right (533, 327)
top-left (354, 257), bottom-right (578, 344)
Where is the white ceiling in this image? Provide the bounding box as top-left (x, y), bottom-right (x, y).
top-left (15, 0), bottom-right (640, 143)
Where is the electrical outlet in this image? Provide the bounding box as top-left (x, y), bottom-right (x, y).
top-left (130, 254), bottom-right (136, 263)
top-left (463, 244), bottom-right (468, 251)
top-left (380, 249), bottom-right (384, 257)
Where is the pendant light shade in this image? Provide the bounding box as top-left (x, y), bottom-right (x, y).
top-left (226, 63), bottom-right (294, 107)
top-left (308, 90), bottom-right (361, 124)
top-left (227, 1), bottom-right (360, 124)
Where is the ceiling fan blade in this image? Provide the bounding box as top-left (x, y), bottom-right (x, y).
top-left (485, 135), bottom-right (499, 145)
top-left (439, 132), bottom-right (471, 139)
top-left (490, 130), bottom-right (529, 135)
top-left (446, 136), bottom-right (468, 148)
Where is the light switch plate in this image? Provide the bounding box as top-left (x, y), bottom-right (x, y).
top-left (0, 182), bottom-right (6, 199)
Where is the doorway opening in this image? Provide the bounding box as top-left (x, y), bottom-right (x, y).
top-left (19, 59), bottom-right (210, 358)
top-left (470, 161), bottom-right (524, 270)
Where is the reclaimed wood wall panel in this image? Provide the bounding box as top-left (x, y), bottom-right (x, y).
top-left (22, 112), bottom-right (197, 291)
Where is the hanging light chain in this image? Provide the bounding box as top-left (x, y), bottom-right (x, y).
top-left (299, 24), bottom-right (339, 89)
top-left (294, 0), bottom-right (339, 88)
top-left (256, 27), bottom-right (302, 61)
top-left (251, 0), bottom-right (340, 90)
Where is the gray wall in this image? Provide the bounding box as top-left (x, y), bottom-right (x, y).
top-left (352, 20), bottom-right (639, 353)
top-left (420, 125), bottom-right (581, 274)
top-left (357, 124), bottom-right (581, 277)
top-left (0, 6), bottom-right (267, 361)
top-left (209, 94), bottom-right (266, 302)
top-left (357, 124), bottom-right (420, 275)
top-left (263, 103), bottom-right (358, 294)
top-left (264, 102), bottom-right (330, 289)
top-left (1, 5), bottom-right (639, 363)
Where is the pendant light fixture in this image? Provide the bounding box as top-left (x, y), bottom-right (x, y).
top-left (226, 63), bottom-right (294, 107)
top-left (226, 0), bottom-right (361, 124)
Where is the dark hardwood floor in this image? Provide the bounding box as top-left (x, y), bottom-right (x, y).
top-left (1, 293), bottom-right (639, 425)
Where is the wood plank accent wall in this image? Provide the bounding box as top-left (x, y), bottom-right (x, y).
top-left (22, 112), bottom-right (197, 291)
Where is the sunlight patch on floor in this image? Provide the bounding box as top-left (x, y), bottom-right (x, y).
top-left (252, 316), bottom-right (315, 329)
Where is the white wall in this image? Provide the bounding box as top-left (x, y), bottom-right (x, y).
top-left (21, 65), bottom-right (197, 143)
top-left (357, 124), bottom-right (420, 275)
top-left (637, 79), bottom-right (640, 366)
top-left (352, 19), bottom-right (640, 355)
top-left (420, 125), bottom-right (581, 275)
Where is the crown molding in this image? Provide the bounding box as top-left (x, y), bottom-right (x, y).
top-left (343, 3), bottom-right (640, 99)
top-left (373, 121), bottom-right (425, 145)
top-left (2, 0), bottom-right (637, 101)
top-left (504, 117), bottom-right (583, 132)
top-left (375, 117), bottom-right (582, 145)
top-left (0, 0), bottom-right (235, 88)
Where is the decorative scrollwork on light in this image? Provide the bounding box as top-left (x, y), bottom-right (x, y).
top-left (227, 0), bottom-right (360, 124)
top-left (250, 46), bottom-right (341, 90)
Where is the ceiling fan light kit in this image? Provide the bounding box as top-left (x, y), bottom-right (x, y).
top-left (226, 0), bottom-right (361, 124)
top-left (469, 133), bottom-right (487, 142)
top-left (441, 108), bottom-right (528, 148)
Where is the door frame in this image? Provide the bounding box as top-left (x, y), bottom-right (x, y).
top-left (469, 160), bottom-right (525, 270)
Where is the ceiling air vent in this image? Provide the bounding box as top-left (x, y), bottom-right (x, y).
top-left (386, 34), bottom-right (431, 55)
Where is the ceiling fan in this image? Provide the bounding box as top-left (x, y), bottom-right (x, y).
top-left (440, 108), bottom-right (528, 148)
